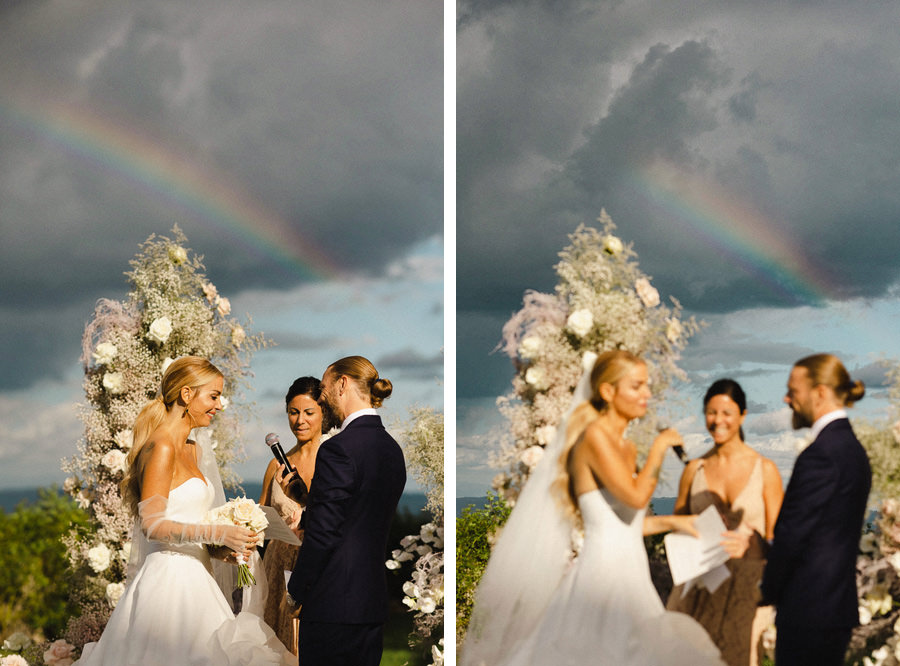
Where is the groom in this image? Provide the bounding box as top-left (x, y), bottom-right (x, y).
top-left (286, 356), bottom-right (406, 666)
top-left (760, 353), bottom-right (871, 666)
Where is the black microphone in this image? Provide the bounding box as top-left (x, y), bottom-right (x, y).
top-left (265, 433), bottom-right (297, 475)
top-left (658, 422), bottom-right (689, 464)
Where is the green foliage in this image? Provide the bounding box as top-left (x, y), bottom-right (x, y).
top-left (0, 487), bottom-right (91, 639)
top-left (456, 493), bottom-right (512, 645)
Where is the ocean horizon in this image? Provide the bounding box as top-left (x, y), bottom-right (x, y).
top-left (0, 484), bottom-right (429, 515)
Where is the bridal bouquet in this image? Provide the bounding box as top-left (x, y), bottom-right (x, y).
top-left (205, 497), bottom-right (268, 587)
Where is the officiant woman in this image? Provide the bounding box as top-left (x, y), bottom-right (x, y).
top-left (667, 379), bottom-right (784, 666)
top-left (258, 376), bottom-right (326, 654)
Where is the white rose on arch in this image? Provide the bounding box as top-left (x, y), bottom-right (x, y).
top-left (92, 341), bottom-right (118, 366)
top-left (147, 316), bottom-right (173, 344)
top-left (520, 445), bottom-right (544, 469)
top-left (105, 581), bottom-right (125, 608)
top-left (635, 278), bottom-right (660, 308)
top-left (114, 429), bottom-right (134, 451)
top-left (87, 543), bottom-right (112, 573)
top-left (101, 449), bottom-right (128, 474)
top-left (524, 366), bottom-right (548, 390)
top-left (603, 235), bottom-right (624, 255)
top-left (518, 335), bottom-right (542, 360)
top-left (102, 372), bottom-right (125, 395)
top-left (566, 308), bottom-right (594, 338)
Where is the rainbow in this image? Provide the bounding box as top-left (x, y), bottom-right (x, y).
top-left (0, 89), bottom-right (340, 280)
top-left (632, 159), bottom-right (835, 305)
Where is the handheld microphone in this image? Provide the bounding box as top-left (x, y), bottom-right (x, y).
top-left (657, 422), bottom-right (688, 464)
top-left (265, 433), bottom-right (296, 474)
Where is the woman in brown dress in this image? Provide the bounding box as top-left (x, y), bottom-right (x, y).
top-left (259, 376), bottom-right (325, 654)
top-left (667, 379), bottom-right (784, 666)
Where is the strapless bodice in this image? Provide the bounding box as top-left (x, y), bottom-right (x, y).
top-left (578, 488), bottom-right (646, 535)
top-left (148, 477), bottom-right (215, 562)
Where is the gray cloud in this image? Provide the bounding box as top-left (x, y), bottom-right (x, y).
top-left (457, 2), bottom-right (900, 399)
top-left (0, 0), bottom-right (441, 391)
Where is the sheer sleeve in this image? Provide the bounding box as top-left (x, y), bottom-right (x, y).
top-left (136, 494), bottom-right (234, 545)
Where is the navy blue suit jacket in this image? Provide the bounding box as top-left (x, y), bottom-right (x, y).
top-left (760, 418), bottom-right (870, 628)
top-left (287, 414), bottom-right (406, 624)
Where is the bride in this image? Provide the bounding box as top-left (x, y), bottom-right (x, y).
top-left (462, 350), bottom-right (726, 666)
top-left (75, 356), bottom-right (292, 666)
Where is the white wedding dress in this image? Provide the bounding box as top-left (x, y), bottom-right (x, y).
top-left (75, 477), bottom-right (292, 666)
top-left (462, 352), bottom-right (725, 666)
top-left (501, 488), bottom-right (724, 665)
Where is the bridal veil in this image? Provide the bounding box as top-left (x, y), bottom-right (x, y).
top-left (462, 351), bottom-right (597, 666)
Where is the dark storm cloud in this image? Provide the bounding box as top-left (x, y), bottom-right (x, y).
top-left (457, 1), bottom-right (900, 398)
top-left (0, 0), bottom-right (441, 390)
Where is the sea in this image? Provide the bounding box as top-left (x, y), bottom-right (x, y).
top-left (456, 495), bottom-right (677, 517)
top-left (0, 484), bottom-right (429, 516)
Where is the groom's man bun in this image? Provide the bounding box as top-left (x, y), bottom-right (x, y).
top-left (328, 355), bottom-right (393, 408)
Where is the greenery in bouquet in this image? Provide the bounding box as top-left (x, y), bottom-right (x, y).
top-left (491, 211), bottom-right (701, 500)
top-left (386, 406), bottom-right (444, 665)
top-left (59, 226), bottom-right (269, 649)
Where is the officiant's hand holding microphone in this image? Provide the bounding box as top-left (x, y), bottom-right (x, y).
top-left (266, 432), bottom-right (310, 507)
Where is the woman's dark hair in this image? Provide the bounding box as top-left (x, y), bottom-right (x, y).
top-left (285, 376), bottom-right (323, 408)
top-left (703, 378), bottom-right (747, 441)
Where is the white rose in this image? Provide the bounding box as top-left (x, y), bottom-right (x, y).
top-left (520, 445), bottom-right (544, 469)
top-left (43, 638), bottom-right (75, 666)
top-left (147, 316), bottom-right (173, 344)
top-left (105, 581), bottom-right (125, 607)
top-left (63, 476), bottom-right (78, 493)
top-left (635, 278), bottom-right (660, 308)
top-left (216, 296), bottom-right (231, 316)
top-left (161, 357), bottom-right (175, 375)
top-left (402, 596), bottom-right (417, 609)
top-left (385, 559), bottom-right (401, 570)
top-left (402, 581), bottom-right (418, 597)
top-left (101, 449), bottom-right (128, 474)
top-left (168, 245), bottom-right (188, 264)
top-left (565, 308), bottom-right (594, 338)
top-left (417, 596), bottom-right (437, 613)
top-left (92, 341), bottom-right (117, 366)
top-left (102, 371), bottom-right (125, 395)
top-left (603, 235), bottom-right (624, 255)
top-left (524, 366), bottom-right (547, 389)
top-left (535, 424), bottom-right (556, 446)
top-left (114, 429), bottom-right (134, 451)
top-left (202, 282), bottom-right (219, 303)
top-left (231, 497), bottom-right (256, 524)
top-left (1, 655), bottom-right (30, 666)
top-left (120, 541), bottom-right (132, 563)
top-left (518, 335), bottom-right (542, 359)
top-left (666, 318), bottom-right (683, 344)
top-left (87, 543), bottom-right (112, 573)
top-left (231, 325), bottom-right (246, 348)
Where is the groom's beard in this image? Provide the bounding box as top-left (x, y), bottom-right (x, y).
top-left (791, 407), bottom-right (813, 430)
top-left (319, 392), bottom-right (342, 429)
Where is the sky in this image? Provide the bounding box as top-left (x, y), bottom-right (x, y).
top-left (456, 0), bottom-right (900, 497)
top-left (0, 0), bottom-right (443, 490)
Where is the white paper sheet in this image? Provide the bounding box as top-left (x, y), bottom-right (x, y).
top-left (663, 505), bottom-right (731, 590)
top-left (260, 504), bottom-right (302, 545)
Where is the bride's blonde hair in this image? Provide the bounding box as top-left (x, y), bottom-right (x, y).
top-left (551, 349), bottom-right (645, 521)
top-left (120, 356), bottom-right (223, 516)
